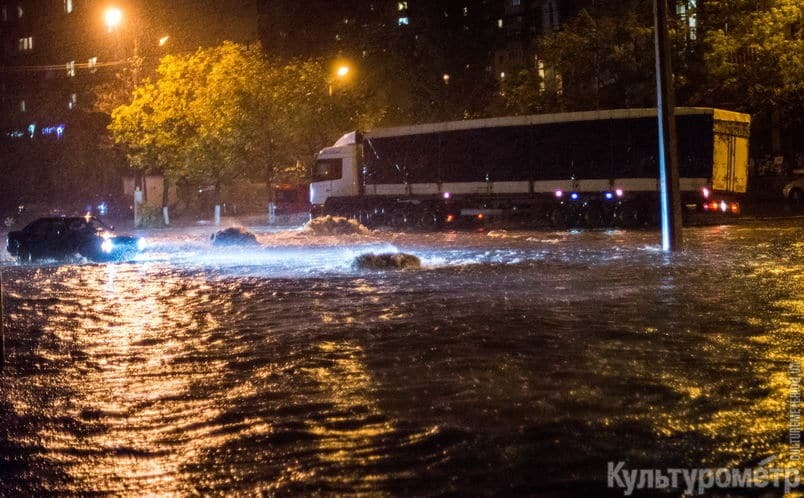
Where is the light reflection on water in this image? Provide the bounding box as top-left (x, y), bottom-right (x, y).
top-left (0, 220), bottom-right (802, 495)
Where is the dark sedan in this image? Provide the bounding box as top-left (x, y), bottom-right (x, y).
top-left (6, 216), bottom-right (144, 263)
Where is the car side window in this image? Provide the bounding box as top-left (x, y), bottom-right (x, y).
top-left (47, 220), bottom-right (65, 237)
top-left (26, 220), bottom-right (50, 237)
top-left (67, 219), bottom-right (86, 231)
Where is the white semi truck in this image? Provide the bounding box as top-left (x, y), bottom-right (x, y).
top-left (310, 107), bottom-right (750, 228)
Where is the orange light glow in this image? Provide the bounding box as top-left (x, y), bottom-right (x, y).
top-left (103, 7), bottom-right (123, 32)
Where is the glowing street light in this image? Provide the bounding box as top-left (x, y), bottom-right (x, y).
top-left (104, 7), bottom-right (123, 32)
top-left (329, 63), bottom-right (352, 96)
top-left (159, 35), bottom-right (170, 47)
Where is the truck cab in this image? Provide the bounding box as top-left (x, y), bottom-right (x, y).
top-left (310, 132), bottom-right (360, 215)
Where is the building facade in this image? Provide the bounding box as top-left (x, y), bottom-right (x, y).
top-left (257, 0), bottom-right (584, 80)
top-left (0, 0), bottom-right (258, 214)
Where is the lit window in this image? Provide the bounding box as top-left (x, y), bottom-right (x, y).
top-left (497, 19), bottom-right (503, 28)
top-left (68, 93), bottom-right (77, 109)
top-left (397, 1), bottom-right (407, 10)
top-left (19, 100), bottom-right (26, 112)
top-left (18, 36), bottom-right (33, 51)
top-left (66, 61), bottom-right (75, 77)
top-left (512, 0), bottom-right (521, 5)
top-left (500, 71), bottom-right (505, 79)
top-left (65, 0), bottom-right (73, 13)
top-left (398, 16), bottom-right (409, 26)
top-left (1, 5), bottom-right (7, 22)
top-left (88, 56), bottom-right (97, 72)
top-left (463, 7), bottom-right (468, 16)
top-left (17, 4), bottom-right (22, 18)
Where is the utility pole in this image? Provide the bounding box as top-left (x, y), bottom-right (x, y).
top-left (653, 0), bottom-right (683, 251)
top-left (1, 271), bottom-right (5, 373)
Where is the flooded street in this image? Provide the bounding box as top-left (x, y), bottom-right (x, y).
top-left (1, 220), bottom-right (802, 495)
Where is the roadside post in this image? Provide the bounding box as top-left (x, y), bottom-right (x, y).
top-left (653, 0), bottom-right (684, 251)
top-left (134, 187), bottom-right (143, 228)
top-left (268, 202), bottom-right (276, 225)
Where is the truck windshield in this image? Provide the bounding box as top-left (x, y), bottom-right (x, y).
top-left (312, 159), bottom-right (343, 182)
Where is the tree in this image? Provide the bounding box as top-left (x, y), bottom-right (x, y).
top-left (701, 0), bottom-right (803, 155)
top-left (496, 1), bottom-right (658, 115)
top-left (109, 42), bottom-right (384, 220)
top-left (91, 56), bottom-right (145, 116)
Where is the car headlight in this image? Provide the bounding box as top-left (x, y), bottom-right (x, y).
top-left (101, 238), bottom-right (114, 253)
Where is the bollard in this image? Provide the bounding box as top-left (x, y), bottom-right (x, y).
top-left (268, 202), bottom-right (276, 225)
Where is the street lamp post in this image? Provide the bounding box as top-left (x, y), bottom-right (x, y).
top-left (105, 6), bottom-right (148, 226)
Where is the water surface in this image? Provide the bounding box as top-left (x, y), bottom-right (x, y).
top-left (1, 220), bottom-right (802, 495)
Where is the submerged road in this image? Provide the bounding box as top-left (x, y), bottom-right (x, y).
top-left (1, 220), bottom-right (802, 495)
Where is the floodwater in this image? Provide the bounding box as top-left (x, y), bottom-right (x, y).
top-left (0, 220), bottom-right (802, 496)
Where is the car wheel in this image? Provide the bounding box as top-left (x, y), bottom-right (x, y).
top-left (17, 246), bottom-right (32, 264)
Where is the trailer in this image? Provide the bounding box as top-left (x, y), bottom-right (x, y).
top-left (310, 107), bottom-right (750, 228)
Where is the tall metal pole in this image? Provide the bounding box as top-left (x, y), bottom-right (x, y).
top-left (1, 271), bottom-right (5, 373)
top-left (653, 0), bottom-right (683, 251)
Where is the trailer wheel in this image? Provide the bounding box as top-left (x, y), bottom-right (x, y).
top-left (549, 208), bottom-right (571, 229)
top-left (583, 204), bottom-right (605, 228)
top-left (616, 203), bottom-right (641, 228)
top-left (389, 211), bottom-right (409, 229)
top-left (789, 188), bottom-right (803, 207)
top-left (418, 211), bottom-right (440, 230)
top-left (357, 209), bottom-right (374, 227)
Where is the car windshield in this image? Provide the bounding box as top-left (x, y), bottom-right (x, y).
top-left (87, 217), bottom-right (111, 232)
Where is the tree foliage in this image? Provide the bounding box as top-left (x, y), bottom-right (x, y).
top-left (108, 42), bottom-right (383, 201)
top-left (701, 0), bottom-right (802, 121)
top-left (498, 0), bottom-right (657, 115)
top-left (492, 0), bottom-right (801, 156)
